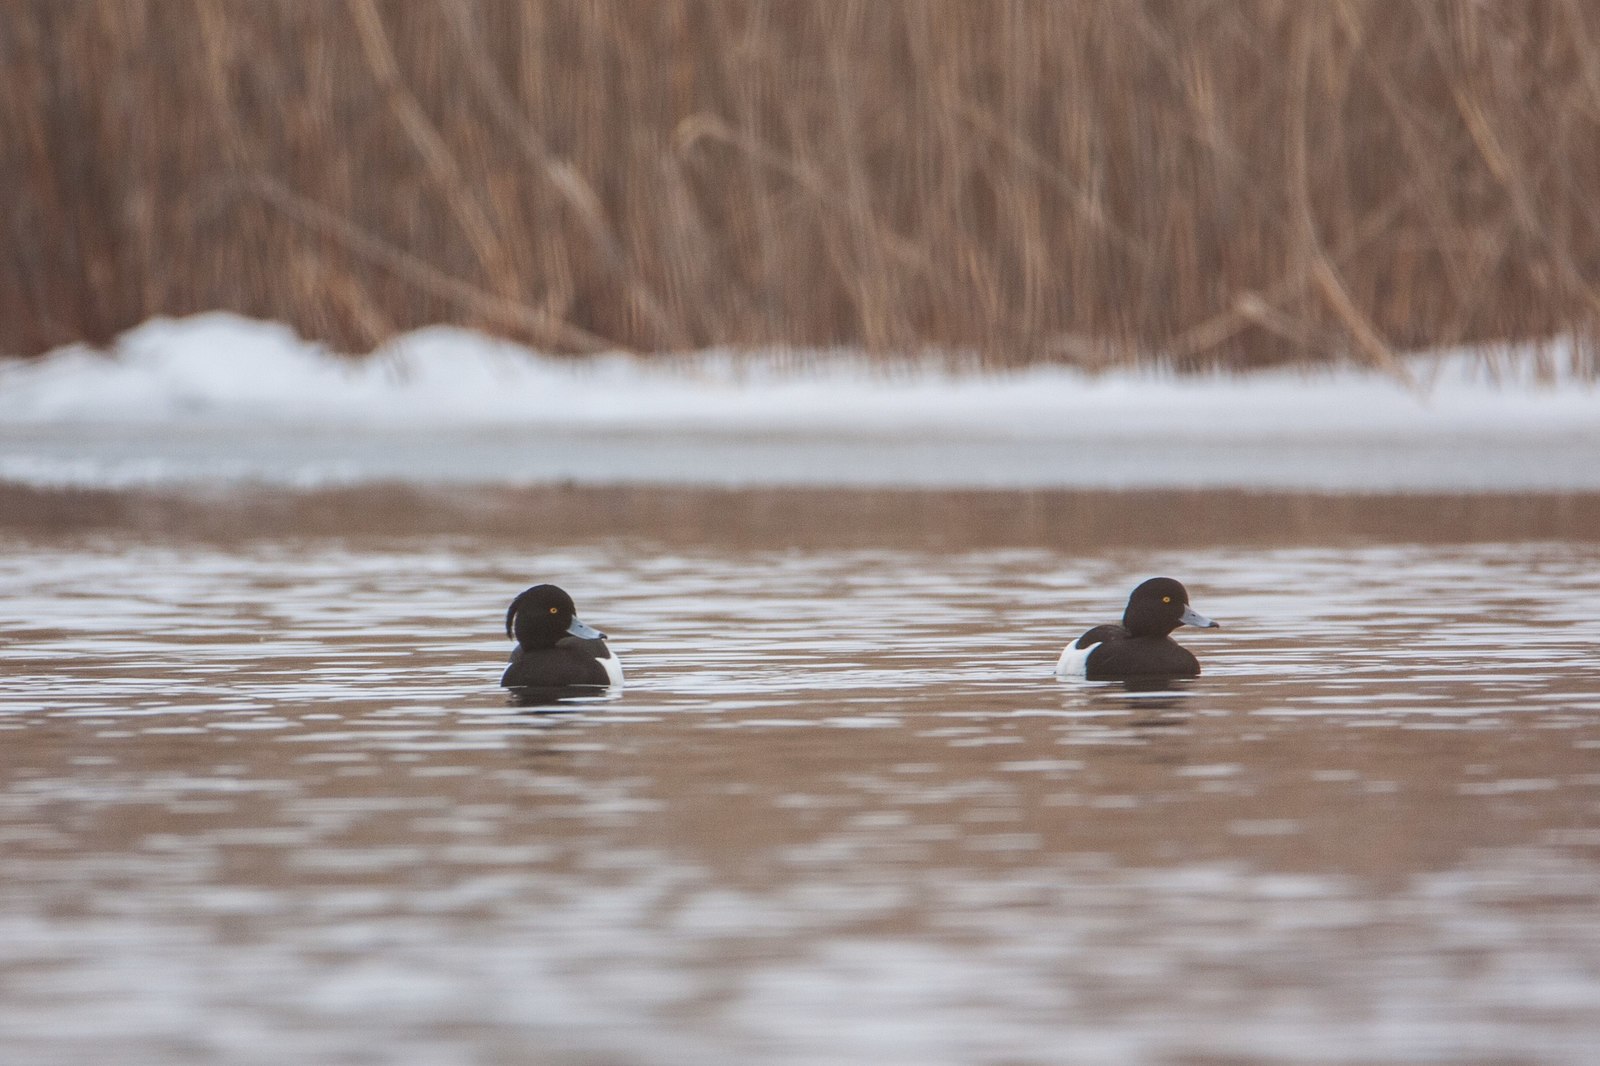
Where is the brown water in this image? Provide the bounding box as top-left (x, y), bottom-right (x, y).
top-left (3, 489), bottom-right (1600, 1065)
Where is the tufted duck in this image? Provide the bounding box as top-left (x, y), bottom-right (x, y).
top-left (501, 584), bottom-right (624, 691)
top-left (1056, 577), bottom-right (1219, 680)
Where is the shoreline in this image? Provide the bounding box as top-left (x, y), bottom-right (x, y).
top-left (6, 481), bottom-right (1599, 549)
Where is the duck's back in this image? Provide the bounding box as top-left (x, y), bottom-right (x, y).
top-left (1084, 634), bottom-right (1200, 680)
top-left (501, 637), bottom-right (615, 688)
top-left (1057, 624), bottom-right (1128, 676)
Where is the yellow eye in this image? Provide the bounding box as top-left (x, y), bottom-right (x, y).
top-left (1162, 596), bottom-right (1172, 603)
top-left (549, 607), bottom-right (559, 614)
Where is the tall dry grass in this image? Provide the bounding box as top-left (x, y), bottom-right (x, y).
top-left (3, 1), bottom-right (1598, 370)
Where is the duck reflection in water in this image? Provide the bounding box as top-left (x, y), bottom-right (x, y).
top-left (1077, 675), bottom-right (1200, 724)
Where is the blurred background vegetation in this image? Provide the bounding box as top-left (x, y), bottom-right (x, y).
top-left (4, 1), bottom-right (1599, 369)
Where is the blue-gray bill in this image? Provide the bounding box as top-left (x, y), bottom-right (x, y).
top-left (566, 617), bottom-right (606, 640)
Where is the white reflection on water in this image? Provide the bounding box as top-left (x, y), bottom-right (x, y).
top-left (1, 537), bottom-right (1600, 1064)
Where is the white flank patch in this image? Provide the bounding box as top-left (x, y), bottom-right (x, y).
top-left (600, 648), bottom-right (625, 689)
top-left (1055, 640), bottom-right (1099, 678)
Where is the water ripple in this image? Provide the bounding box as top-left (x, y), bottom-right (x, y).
top-left (1, 535), bottom-right (1599, 1063)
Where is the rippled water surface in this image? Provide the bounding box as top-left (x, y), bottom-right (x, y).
top-left (4, 516), bottom-right (1600, 1065)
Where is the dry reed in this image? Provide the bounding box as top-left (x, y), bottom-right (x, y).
top-left (3, 1), bottom-right (1598, 370)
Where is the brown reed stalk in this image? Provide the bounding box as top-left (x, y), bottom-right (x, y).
top-left (1, 0), bottom-right (1597, 372)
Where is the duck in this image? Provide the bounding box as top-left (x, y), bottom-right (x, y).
top-left (500, 584), bottom-right (624, 691)
top-left (1056, 577), bottom-right (1219, 680)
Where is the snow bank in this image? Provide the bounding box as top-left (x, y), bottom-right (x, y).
top-left (3, 312), bottom-right (1596, 434)
top-left (1, 313), bottom-right (1596, 490)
